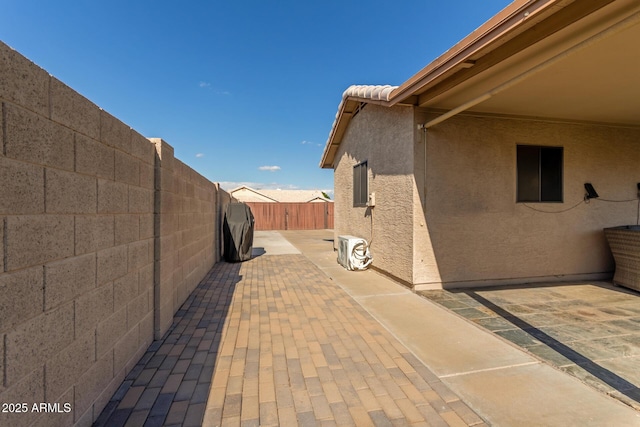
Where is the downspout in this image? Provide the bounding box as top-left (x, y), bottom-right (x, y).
top-left (423, 9), bottom-right (640, 129)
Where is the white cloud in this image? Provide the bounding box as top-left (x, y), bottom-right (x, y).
top-left (195, 153), bottom-right (205, 158)
top-left (300, 140), bottom-right (325, 148)
top-left (258, 166), bottom-right (281, 172)
top-left (199, 81), bottom-right (231, 96)
top-left (218, 181), bottom-right (262, 191)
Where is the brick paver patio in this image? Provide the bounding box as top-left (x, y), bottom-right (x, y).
top-left (95, 253), bottom-right (487, 426)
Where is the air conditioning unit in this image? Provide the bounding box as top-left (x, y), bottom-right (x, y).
top-left (337, 235), bottom-right (373, 271)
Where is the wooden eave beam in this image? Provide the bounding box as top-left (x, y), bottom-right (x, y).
top-left (395, 95), bottom-right (419, 106)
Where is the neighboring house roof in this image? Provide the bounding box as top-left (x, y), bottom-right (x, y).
top-left (229, 186), bottom-right (279, 203)
top-left (320, 0), bottom-right (640, 168)
top-left (259, 190), bottom-right (332, 203)
top-left (230, 186), bottom-right (332, 203)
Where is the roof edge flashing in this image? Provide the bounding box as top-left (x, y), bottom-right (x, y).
top-left (390, 0), bottom-right (566, 104)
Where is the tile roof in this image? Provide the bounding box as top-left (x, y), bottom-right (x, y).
top-left (342, 84), bottom-right (398, 102)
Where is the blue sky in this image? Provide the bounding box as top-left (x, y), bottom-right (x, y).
top-left (1, 0), bottom-right (512, 195)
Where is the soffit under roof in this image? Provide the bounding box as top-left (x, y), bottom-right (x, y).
top-left (420, 0), bottom-right (640, 126)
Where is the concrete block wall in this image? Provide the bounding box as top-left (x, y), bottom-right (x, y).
top-left (0, 41), bottom-right (231, 426)
top-left (152, 138), bottom-right (221, 340)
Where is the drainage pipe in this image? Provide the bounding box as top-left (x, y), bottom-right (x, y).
top-left (424, 9), bottom-right (640, 129)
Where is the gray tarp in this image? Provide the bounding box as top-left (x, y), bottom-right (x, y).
top-left (223, 202), bottom-right (254, 262)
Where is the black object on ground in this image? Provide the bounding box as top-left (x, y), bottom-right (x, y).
top-left (223, 202), bottom-right (254, 262)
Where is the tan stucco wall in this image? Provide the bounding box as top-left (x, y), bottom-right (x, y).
top-left (411, 121), bottom-right (442, 286)
top-left (333, 104), bottom-right (416, 284)
top-left (414, 112), bottom-right (640, 288)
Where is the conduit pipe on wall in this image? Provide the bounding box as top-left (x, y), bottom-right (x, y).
top-left (423, 8), bottom-right (640, 129)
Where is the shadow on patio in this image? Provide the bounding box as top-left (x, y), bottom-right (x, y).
top-left (419, 281), bottom-right (640, 410)
top-left (94, 262), bottom-right (243, 427)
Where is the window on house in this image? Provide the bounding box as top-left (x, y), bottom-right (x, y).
top-left (353, 161), bottom-right (368, 207)
top-left (517, 145), bottom-right (563, 202)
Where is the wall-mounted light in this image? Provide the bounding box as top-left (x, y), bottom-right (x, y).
top-left (584, 183), bottom-right (599, 200)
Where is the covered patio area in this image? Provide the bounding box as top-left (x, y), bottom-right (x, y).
top-left (419, 282), bottom-right (640, 410)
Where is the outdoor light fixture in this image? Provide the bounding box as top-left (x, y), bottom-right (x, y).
top-left (584, 183), bottom-right (599, 200)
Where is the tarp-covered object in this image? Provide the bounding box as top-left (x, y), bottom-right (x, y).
top-left (223, 203), bottom-right (255, 262)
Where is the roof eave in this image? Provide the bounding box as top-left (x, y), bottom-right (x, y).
top-left (320, 2), bottom-right (559, 169)
top-left (320, 88), bottom-right (398, 169)
top-left (319, 100), bottom-right (349, 169)
top-left (320, 0), bottom-right (618, 168)
top-left (390, 0), bottom-right (569, 106)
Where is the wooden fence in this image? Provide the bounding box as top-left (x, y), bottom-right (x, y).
top-left (245, 202), bottom-right (334, 230)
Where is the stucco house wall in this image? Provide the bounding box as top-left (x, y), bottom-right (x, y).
top-left (411, 114), bottom-right (442, 286)
top-left (333, 103), bottom-right (416, 284)
top-left (413, 112), bottom-right (640, 288)
top-left (334, 108), bottom-right (640, 290)
top-left (323, 1), bottom-right (640, 291)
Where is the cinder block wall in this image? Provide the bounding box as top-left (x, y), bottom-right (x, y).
top-left (152, 138), bottom-right (220, 340)
top-left (0, 41), bottom-right (231, 426)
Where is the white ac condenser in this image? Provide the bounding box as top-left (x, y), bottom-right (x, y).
top-left (337, 235), bottom-right (373, 271)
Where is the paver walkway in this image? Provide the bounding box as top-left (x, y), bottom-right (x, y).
top-left (93, 262), bottom-right (239, 427)
top-left (95, 252), bottom-right (487, 426)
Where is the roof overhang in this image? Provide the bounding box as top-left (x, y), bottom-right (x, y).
top-left (320, 85), bottom-right (400, 169)
top-left (320, 0), bottom-right (640, 169)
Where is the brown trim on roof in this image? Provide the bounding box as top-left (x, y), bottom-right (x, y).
top-left (389, 0), bottom-right (553, 104)
top-left (410, 0), bottom-right (618, 107)
top-left (320, 0), bottom-right (619, 169)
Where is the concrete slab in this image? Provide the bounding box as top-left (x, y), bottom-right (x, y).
top-left (360, 293), bottom-right (535, 377)
top-left (279, 229), bottom-right (336, 267)
top-left (419, 283), bottom-right (640, 410)
top-left (444, 363), bottom-right (640, 427)
top-left (251, 231), bottom-right (300, 256)
top-left (321, 266), bottom-right (412, 298)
